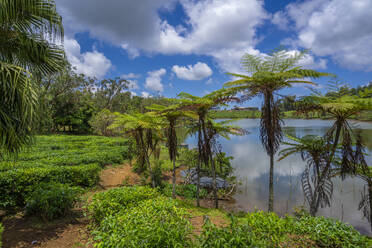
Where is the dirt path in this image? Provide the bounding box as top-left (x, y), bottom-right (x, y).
top-left (2, 163), bottom-right (139, 248)
top-left (2, 164), bottom-right (231, 247)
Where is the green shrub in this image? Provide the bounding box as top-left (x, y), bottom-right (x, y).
top-left (162, 183), bottom-right (208, 199)
top-left (88, 186), bottom-right (160, 223)
top-left (290, 214), bottom-right (372, 247)
top-left (92, 196), bottom-right (192, 248)
top-left (25, 183), bottom-right (81, 221)
top-left (197, 211), bottom-right (372, 248)
top-left (0, 163), bottom-right (100, 209)
top-left (197, 219), bottom-right (265, 248)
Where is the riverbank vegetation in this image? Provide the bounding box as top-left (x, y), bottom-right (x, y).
top-left (1, 0), bottom-right (372, 247)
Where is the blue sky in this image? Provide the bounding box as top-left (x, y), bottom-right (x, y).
top-left (57, 0), bottom-right (372, 106)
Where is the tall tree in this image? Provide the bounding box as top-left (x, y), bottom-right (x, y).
top-left (178, 89), bottom-right (239, 208)
top-left (279, 135), bottom-right (335, 216)
top-left (110, 112), bottom-right (164, 187)
top-left (296, 94), bottom-right (372, 215)
top-left (0, 0), bottom-right (65, 154)
top-left (147, 102), bottom-right (196, 198)
top-left (225, 49), bottom-right (331, 212)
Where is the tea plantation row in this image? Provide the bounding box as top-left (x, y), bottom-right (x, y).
top-left (89, 186), bottom-right (371, 248)
top-left (0, 135), bottom-right (132, 210)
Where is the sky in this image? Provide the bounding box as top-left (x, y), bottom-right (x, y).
top-left (57, 0), bottom-right (372, 106)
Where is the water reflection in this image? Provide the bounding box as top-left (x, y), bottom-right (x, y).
top-left (186, 119), bottom-right (372, 236)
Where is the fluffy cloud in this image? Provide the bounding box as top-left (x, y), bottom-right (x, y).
top-left (58, 0), bottom-right (268, 73)
top-left (145, 68), bottom-right (167, 92)
top-left (278, 0), bottom-right (372, 71)
top-left (122, 73), bottom-right (141, 79)
top-left (64, 38), bottom-right (112, 78)
top-left (127, 80), bottom-right (139, 90)
top-left (141, 91), bottom-right (151, 98)
top-left (172, 62), bottom-right (212, 80)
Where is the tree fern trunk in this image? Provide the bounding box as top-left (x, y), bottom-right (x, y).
top-left (369, 180), bottom-right (372, 231)
top-left (172, 158), bottom-right (176, 198)
top-left (210, 153), bottom-right (218, 209)
top-left (268, 153), bottom-right (274, 212)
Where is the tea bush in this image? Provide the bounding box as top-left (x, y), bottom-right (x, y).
top-left (92, 196), bottom-right (192, 248)
top-left (162, 183), bottom-right (208, 199)
top-left (0, 135), bottom-right (132, 210)
top-left (25, 183), bottom-right (81, 221)
top-left (88, 186), bottom-right (160, 223)
top-left (197, 211), bottom-right (372, 248)
top-left (0, 163), bottom-right (100, 209)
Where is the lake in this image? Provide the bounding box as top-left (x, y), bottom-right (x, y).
top-left (186, 119), bottom-right (372, 236)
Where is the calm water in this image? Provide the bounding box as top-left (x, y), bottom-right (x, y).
top-left (186, 119), bottom-right (372, 236)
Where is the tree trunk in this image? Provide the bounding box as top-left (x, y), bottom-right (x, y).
top-left (172, 158), bottom-right (176, 198)
top-left (210, 153), bottom-right (218, 209)
top-left (369, 180), bottom-right (372, 232)
top-left (310, 122), bottom-right (342, 210)
top-left (268, 153), bottom-right (274, 212)
top-left (196, 157), bottom-right (201, 207)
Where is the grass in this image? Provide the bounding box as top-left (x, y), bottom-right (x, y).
top-left (0, 135), bottom-right (131, 171)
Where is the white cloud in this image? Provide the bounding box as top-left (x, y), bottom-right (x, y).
top-left (130, 91), bottom-right (137, 97)
top-left (59, 0), bottom-right (268, 73)
top-left (285, 50), bottom-right (328, 70)
top-left (64, 38), bottom-right (112, 78)
top-left (144, 68), bottom-right (166, 92)
top-left (281, 0), bottom-right (372, 71)
top-left (172, 62), bottom-right (212, 80)
top-left (141, 91), bottom-right (151, 98)
top-left (272, 11), bottom-right (289, 30)
top-left (127, 80), bottom-right (139, 90)
top-left (122, 72), bottom-right (141, 79)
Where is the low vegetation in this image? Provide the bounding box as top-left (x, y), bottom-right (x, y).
top-left (25, 182), bottom-right (82, 221)
top-left (89, 186), bottom-right (371, 248)
top-left (0, 135), bottom-right (131, 210)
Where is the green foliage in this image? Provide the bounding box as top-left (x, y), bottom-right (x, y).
top-left (25, 182), bottom-right (81, 221)
top-left (88, 186), bottom-right (160, 223)
top-left (0, 135), bottom-right (131, 210)
top-left (0, 0), bottom-right (65, 154)
top-left (197, 211), bottom-right (371, 247)
top-left (209, 110), bottom-right (261, 119)
top-left (0, 163), bottom-right (100, 209)
top-left (93, 196), bottom-right (192, 248)
top-left (89, 109), bottom-right (117, 136)
top-left (162, 183), bottom-right (208, 199)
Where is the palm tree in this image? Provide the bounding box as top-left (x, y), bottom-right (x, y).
top-left (279, 135), bottom-right (335, 216)
top-left (353, 133), bottom-right (372, 231)
top-left (147, 102), bottom-right (197, 198)
top-left (295, 94), bottom-right (372, 210)
top-left (178, 89), bottom-right (240, 208)
top-left (0, 0), bottom-right (65, 155)
top-left (225, 49), bottom-right (332, 212)
top-left (110, 112), bottom-right (164, 187)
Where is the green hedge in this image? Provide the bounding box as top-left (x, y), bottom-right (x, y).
top-left (88, 186), bottom-right (160, 223)
top-left (197, 211), bottom-right (372, 247)
top-left (0, 163), bottom-right (100, 209)
top-left (92, 196), bottom-right (192, 248)
top-left (26, 183), bottom-right (82, 221)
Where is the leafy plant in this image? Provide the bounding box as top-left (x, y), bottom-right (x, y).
top-left (0, 163), bottom-right (100, 209)
top-left (92, 196), bottom-right (192, 248)
top-left (162, 183), bottom-right (208, 199)
top-left (225, 49), bottom-right (332, 211)
top-left (88, 186), bottom-right (160, 223)
top-left (25, 182), bottom-right (81, 221)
